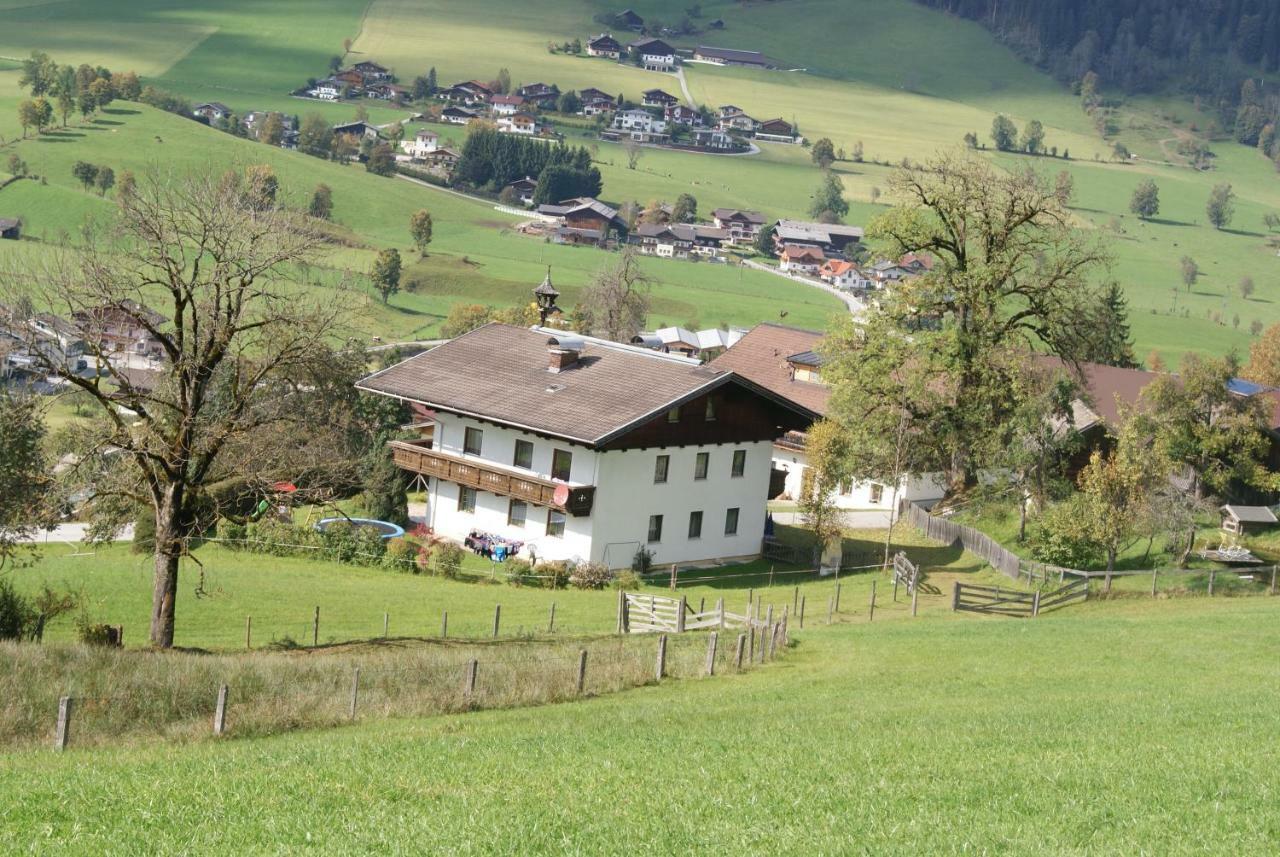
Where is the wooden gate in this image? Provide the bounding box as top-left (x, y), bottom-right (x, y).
top-left (891, 552), bottom-right (919, 594)
top-left (951, 577), bottom-right (1087, 618)
top-left (618, 592), bottom-right (763, 634)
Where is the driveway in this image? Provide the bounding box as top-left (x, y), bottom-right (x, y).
top-left (740, 259), bottom-right (866, 316)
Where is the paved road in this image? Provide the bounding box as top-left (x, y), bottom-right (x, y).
top-left (740, 259), bottom-right (866, 316)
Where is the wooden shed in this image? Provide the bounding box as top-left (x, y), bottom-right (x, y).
top-left (1220, 505), bottom-right (1278, 536)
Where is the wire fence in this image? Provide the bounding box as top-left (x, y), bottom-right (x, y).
top-left (7, 628), bottom-right (790, 752)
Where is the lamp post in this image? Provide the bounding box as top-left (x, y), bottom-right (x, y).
top-left (533, 267), bottom-right (561, 326)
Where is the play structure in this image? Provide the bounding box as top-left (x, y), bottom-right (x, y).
top-left (314, 517), bottom-right (406, 541)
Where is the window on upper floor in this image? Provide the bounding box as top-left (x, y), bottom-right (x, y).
top-left (705, 397), bottom-right (717, 421)
top-left (513, 439), bottom-right (534, 470)
top-left (667, 406), bottom-right (680, 423)
top-left (654, 454), bottom-right (670, 484)
top-left (551, 448), bottom-right (572, 482)
top-left (724, 507), bottom-right (740, 536)
top-left (870, 483), bottom-right (884, 504)
top-left (647, 514), bottom-right (663, 543)
top-left (508, 499), bottom-right (527, 527)
top-left (694, 452), bottom-right (709, 480)
top-left (688, 510), bottom-right (703, 539)
top-left (458, 486), bottom-right (477, 513)
top-left (546, 509), bottom-right (566, 538)
top-left (731, 449), bottom-right (746, 478)
top-left (463, 427), bottom-right (483, 456)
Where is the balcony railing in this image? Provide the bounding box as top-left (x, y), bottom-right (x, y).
top-left (388, 439), bottom-right (595, 516)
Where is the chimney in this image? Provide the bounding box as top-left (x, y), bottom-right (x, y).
top-left (548, 345), bottom-right (579, 373)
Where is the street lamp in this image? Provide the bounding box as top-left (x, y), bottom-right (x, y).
top-left (533, 267), bottom-right (561, 326)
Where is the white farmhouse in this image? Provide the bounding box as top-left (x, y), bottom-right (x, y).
top-left (711, 323), bottom-right (946, 514)
top-left (357, 320), bottom-right (810, 568)
top-left (399, 128), bottom-right (440, 159)
top-left (610, 109), bottom-right (668, 142)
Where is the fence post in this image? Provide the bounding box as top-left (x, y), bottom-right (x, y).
top-left (383, 612), bottom-right (389, 638)
top-left (492, 604), bottom-right (501, 638)
top-left (655, 634), bottom-right (667, 681)
top-left (717, 597), bottom-right (725, 629)
top-left (768, 623), bottom-right (779, 659)
top-left (735, 633), bottom-right (747, 669)
top-left (698, 597), bottom-right (705, 614)
top-left (893, 574), bottom-right (899, 603)
top-left (548, 602), bottom-right (556, 634)
top-left (758, 625), bottom-right (768, 663)
top-left (793, 586), bottom-right (799, 615)
top-left (348, 668), bottom-right (360, 720)
top-left (616, 589), bottom-right (625, 634)
top-left (834, 582), bottom-right (842, 613)
top-left (868, 581), bottom-right (876, 622)
top-left (1272, 566), bottom-right (1277, 596)
top-left (669, 564), bottom-right (677, 590)
top-left (705, 631), bottom-right (718, 676)
top-left (827, 596), bottom-right (834, 625)
top-left (781, 613), bottom-right (789, 645)
top-left (213, 684), bottom-right (229, 735)
top-left (464, 659), bottom-right (478, 701)
top-left (1151, 568), bottom-right (1158, 598)
top-left (576, 649), bottom-right (588, 694)
top-left (313, 605), bottom-right (320, 647)
top-left (55, 696), bottom-right (73, 751)
top-left (747, 622), bottom-right (755, 662)
top-left (951, 582), bottom-right (960, 611)
top-left (747, 589), bottom-right (753, 619)
top-left (1208, 569), bottom-right (1216, 597)
top-left (911, 584), bottom-right (919, 617)
top-left (677, 596), bottom-right (687, 633)
top-left (245, 616), bottom-right (252, 650)
top-left (799, 595), bottom-right (806, 629)
top-left (441, 610), bottom-right (448, 639)
top-left (1031, 590), bottom-right (1041, 618)
top-left (765, 604), bottom-right (773, 628)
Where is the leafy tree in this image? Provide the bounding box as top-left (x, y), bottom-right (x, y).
top-left (18, 51), bottom-right (57, 96)
top-left (328, 55), bottom-right (342, 73)
top-left (810, 137), bottom-right (836, 169)
top-left (576, 247), bottom-right (650, 341)
top-left (1129, 179), bottom-right (1160, 219)
top-left (441, 303), bottom-right (495, 338)
top-left (361, 447), bottom-right (409, 527)
top-left (298, 113), bottom-right (333, 159)
top-left (1206, 182), bottom-right (1235, 229)
top-left (1239, 276), bottom-right (1255, 300)
top-left (409, 209), bottom-right (433, 257)
top-left (371, 248), bottom-right (402, 303)
top-left (242, 164), bottom-right (278, 211)
top-left (556, 90), bottom-right (582, 114)
top-left (95, 165), bottom-right (115, 196)
top-left (1, 169), bottom-right (354, 648)
top-left (851, 140), bottom-right (863, 162)
top-left (71, 160), bottom-right (99, 191)
top-left (1179, 256), bottom-right (1198, 290)
top-left (88, 77), bottom-right (113, 111)
top-left (1111, 142), bottom-right (1130, 160)
top-left (532, 164), bottom-right (602, 205)
top-left (113, 71), bottom-right (141, 101)
top-left (671, 193), bottom-right (696, 223)
top-left (1054, 170), bottom-right (1074, 205)
top-left (1078, 281), bottom-right (1138, 368)
top-left (752, 224), bottom-right (775, 256)
top-left (999, 367), bottom-right (1083, 541)
top-left (623, 137), bottom-right (643, 170)
top-left (857, 152), bottom-right (1109, 492)
top-left (1021, 119), bottom-right (1046, 154)
top-left (117, 169), bottom-right (136, 201)
top-left (258, 112), bottom-right (285, 146)
top-left (990, 114), bottom-right (1018, 151)
top-left (0, 391), bottom-right (54, 571)
top-left (1244, 322), bottom-right (1280, 386)
top-left (796, 420), bottom-right (848, 563)
top-left (16, 100), bottom-right (39, 138)
top-left (426, 67), bottom-right (437, 94)
top-left (963, 131), bottom-right (979, 148)
top-left (366, 142), bottom-right (397, 176)
top-left (411, 75), bottom-right (431, 101)
top-left (309, 183), bottom-right (333, 220)
top-left (495, 67), bottom-right (512, 95)
top-left (809, 172), bottom-right (848, 223)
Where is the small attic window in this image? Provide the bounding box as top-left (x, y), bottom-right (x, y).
top-left (667, 406), bottom-right (680, 423)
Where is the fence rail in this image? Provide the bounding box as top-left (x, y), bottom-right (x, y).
top-left (951, 577), bottom-right (1087, 618)
top-left (618, 592), bottom-right (771, 634)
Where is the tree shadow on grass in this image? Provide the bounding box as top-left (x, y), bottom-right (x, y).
top-left (1221, 227), bottom-right (1267, 238)
top-left (34, 136), bottom-right (80, 143)
top-left (92, 119), bottom-right (124, 127)
top-left (102, 107), bottom-right (140, 116)
top-left (1148, 217), bottom-right (1195, 227)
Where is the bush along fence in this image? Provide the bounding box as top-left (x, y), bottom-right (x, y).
top-left (17, 628), bottom-right (790, 752)
top-left (902, 501), bottom-right (1280, 602)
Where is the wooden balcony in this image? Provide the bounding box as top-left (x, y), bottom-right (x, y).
top-left (388, 439), bottom-right (595, 516)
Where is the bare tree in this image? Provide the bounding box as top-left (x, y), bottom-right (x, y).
top-left (574, 247), bottom-right (651, 342)
top-left (623, 138), bottom-right (643, 170)
top-left (3, 168), bottom-right (353, 648)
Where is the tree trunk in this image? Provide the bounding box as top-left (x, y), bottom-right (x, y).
top-left (1018, 491), bottom-right (1028, 542)
top-left (883, 482), bottom-right (901, 568)
top-left (150, 495), bottom-right (183, 648)
top-left (1106, 547), bottom-right (1116, 573)
top-left (1178, 522), bottom-right (1196, 569)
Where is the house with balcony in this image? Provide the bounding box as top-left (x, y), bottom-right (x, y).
top-left (399, 128), bottom-right (440, 160)
top-left (606, 108), bottom-right (668, 142)
top-left (711, 208), bottom-right (766, 244)
top-left (357, 320), bottom-right (811, 567)
top-left (628, 37), bottom-right (677, 71)
top-left (587, 33), bottom-right (623, 59)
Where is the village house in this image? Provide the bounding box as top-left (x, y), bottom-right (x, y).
top-left (690, 128), bottom-right (739, 150)
top-left (615, 9), bottom-right (645, 31)
top-left (607, 109), bottom-right (668, 142)
top-left (692, 46), bottom-right (774, 68)
top-left (2, 308), bottom-right (87, 379)
top-left (580, 89), bottom-right (617, 115)
top-left (72, 300), bottom-right (166, 361)
top-left (242, 111), bottom-right (296, 140)
top-left (489, 94), bottom-right (525, 116)
top-left (441, 81), bottom-right (492, 105)
top-left (0, 218), bottom-right (20, 240)
top-left (365, 82), bottom-right (409, 102)
top-left (717, 107), bottom-right (758, 134)
top-left (356, 319), bottom-right (810, 567)
top-left (642, 88), bottom-right (679, 108)
top-left (712, 208), bottom-right (766, 244)
top-left (516, 83), bottom-right (560, 107)
top-left (503, 176), bottom-right (538, 205)
top-left (665, 104), bottom-right (702, 126)
top-left (771, 220), bottom-right (864, 259)
top-left (628, 37), bottom-right (677, 71)
top-left (779, 244), bottom-right (825, 274)
top-left (442, 105), bottom-right (480, 125)
top-left (331, 120), bottom-right (379, 141)
top-left (754, 118), bottom-right (797, 142)
top-left (536, 197), bottom-right (628, 243)
top-left (587, 33), bottom-right (622, 59)
top-left (332, 69), bottom-right (366, 91)
top-left (422, 147), bottom-right (461, 172)
top-left (819, 260), bottom-right (871, 290)
top-left (351, 61), bottom-right (390, 81)
top-left (497, 112), bottom-right (539, 135)
top-left (308, 79), bottom-right (341, 100)
top-left (630, 223), bottom-right (728, 259)
top-left (711, 323), bottom-right (946, 514)
top-left (399, 128), bottom-right (440, 159)
top-left (192, 102), bottom-right (232, 123)
top-left (635, 327), bottom-right (745, 361)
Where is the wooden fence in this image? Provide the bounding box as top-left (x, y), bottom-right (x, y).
top-left (901, 501), bottom-right (1076, 582)
top-left (762, 537), bottom-right (817, 567)
top-left (618, 592), bottom-right (770, 634)
top-left (951, 577), bottom-right (1088, 618)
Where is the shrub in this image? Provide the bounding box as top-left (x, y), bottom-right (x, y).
top-left (0, 579), bottom-right (36, 641)
top-left (631, 547), bottom-right (654, 575)
top-left (505, 557), bottom-right (538, 587)
top-left (415, 544), bottom-right (433, 574)
top-left (1032, 499), bottom-right (1102, 569)
top-left (611, 569), bottom-right (642, 590)
top-left (431, 542), bottom-right (465, 578)
top-left (217, 519), bottom-right (248, 546)
top-left (539, 561), bottom-right (571, 590)
top-left (569, 562), bottom-right (612, 590)
top-left (383, 537), bottom-right (417, 571)
top-left (74, 613), bottom-right (115, 646)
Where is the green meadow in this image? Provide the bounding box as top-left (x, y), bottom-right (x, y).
top-left (2, 0), bottom-right (1279, 359)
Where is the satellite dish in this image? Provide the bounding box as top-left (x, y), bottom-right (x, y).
top-left (553, 484), bottom-right (571, 507)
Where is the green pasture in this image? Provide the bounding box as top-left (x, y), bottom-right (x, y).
top-left (2, 594), bottom-right (1278, 853)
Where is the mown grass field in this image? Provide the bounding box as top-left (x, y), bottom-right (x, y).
top-left (2, 0), bottom-right (1279, 359)
top-left (2, 595), bottom-right (1278, 853)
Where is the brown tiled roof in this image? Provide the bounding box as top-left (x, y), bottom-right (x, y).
top-left (358, 323), bottom-right (801, 445)
top-left (1036, 356), bottom-right (1159, 428)
top-left (710, 323), bottom-right (829, 419)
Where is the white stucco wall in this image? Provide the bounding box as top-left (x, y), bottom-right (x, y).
top-left (772, 445), bottom-right (946, 514)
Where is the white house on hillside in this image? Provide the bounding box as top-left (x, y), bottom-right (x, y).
top-left (357, 319), bottom-right (811, 567)
top-left (399, 128), bottom-right (440, 159)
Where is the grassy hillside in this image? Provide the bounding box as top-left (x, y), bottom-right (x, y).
top-left (3, 595), bottom-right (1277, 852)
top-left (1, 0), bottom-right (1278, 361)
